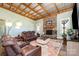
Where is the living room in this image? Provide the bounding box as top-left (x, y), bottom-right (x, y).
top-left (0, 3), bottom-right (79, 56)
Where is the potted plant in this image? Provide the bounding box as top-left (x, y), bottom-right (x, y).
top-left (67, 29), bottom-right (74, 40)
top-left (62, 33), bottom-right (67, 38)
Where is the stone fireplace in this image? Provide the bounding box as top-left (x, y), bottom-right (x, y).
top-left (43, 16), bottom-right (57, 38)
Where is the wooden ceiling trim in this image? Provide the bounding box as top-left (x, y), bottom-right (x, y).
top-left (58, 7), bottom-right (73, 14)
top-left (30, 8), bottom-right (45, 18)
top-left (31, 4), bottom-right (39, 9)
top-left (25, 13), bottom-right (38, 20)
top-left (24, 12), bottom-right (36, 19)
top-left (21, 14), bottom-right (35, 20)
top-left (37, 3), bottom-right (50, 16)
top-left (57, 5), bottom-right (73, 12)
top-left (1, 4), bottom-right (34, 20)
top-left (28, 4), bottom-right (40, 15)
top-left (35, 8), bottom-right (42, 12)
top-left (26, 13), bottom-right (37, 19)
top-left (0, 3), bottom-right (3, 7)
top-left (23, 9), bottom-right (38, 19)
top-left (20, 5), bottom-right (37, 19)
top-left (19, 3), bottom-right (31, 14)
top-left (22, 3), bottom-right (45, 18)
top-left (27, 3), bottom-right (32, 6)
top-left (18, 3), bottom-right (32, 14)
top-left (59, 7), bottom-right (73, 13)
top-left (19, 11), bottom-right (36, 20)
top-left (0, 3), bottom-right (74, 20)
top-left (54, 3), bottom-right (60, 13)
top-left (36, 7), bottom-right (73, 20)
top-left (15, 3), bottom-right (21, 12)
top-left (8, 3), bottom-right (12, 10)
top-left (50, 5), bottom-right (73, 15)
top-left (24, 10), bottom-right (37, 18)
top-left (2, 3), bottom-right (10, 9)
top-left (21, 4), bottom-right (36, 17)
top-left (24, 9), bottom-right (32, 16)
top-left (6, 3), bottom-right (19, 12)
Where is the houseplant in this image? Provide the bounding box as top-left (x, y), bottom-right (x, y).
top-left (67, 29), bottom-right (74, 40)
top-left (62, 33), bottom-right (67, 38)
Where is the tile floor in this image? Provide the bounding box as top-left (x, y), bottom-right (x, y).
top-left (67, 41), bottom-right (79, 56)
top-left (59, 41), bottom-right (79, 56)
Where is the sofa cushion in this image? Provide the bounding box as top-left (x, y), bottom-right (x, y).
top-left (5, 46), bottom-right (16, 56)
top-left (21, 45), bottom-right (41, 56)
top-left (12, 44), bottom-right (21, 54)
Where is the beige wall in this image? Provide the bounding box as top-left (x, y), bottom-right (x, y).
top-left (35, 19), bottom-right (44, 35)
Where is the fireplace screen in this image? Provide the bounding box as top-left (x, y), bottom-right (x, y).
top-left (46, 30), bottom-right (52, 35)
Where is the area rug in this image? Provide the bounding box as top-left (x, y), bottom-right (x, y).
top-left (47, 39), bottom-right (63, 56)
top-left (30, 39), bottom-right (63, 56)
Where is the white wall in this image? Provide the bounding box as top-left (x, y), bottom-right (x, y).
top-left (57, 11), bottom-right (73, 39)
top-left (35, 19), bottom-right (44, 35)
top-left (0, 8), bottom-right (36, 36)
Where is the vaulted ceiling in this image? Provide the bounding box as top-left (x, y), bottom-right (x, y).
top-left (0, 3), bottom-right (74, 20)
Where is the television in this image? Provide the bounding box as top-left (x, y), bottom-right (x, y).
top-left (46, 30), bottom-right (52, 35)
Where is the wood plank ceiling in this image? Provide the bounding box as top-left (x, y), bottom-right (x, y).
top-left (0, 3), bottom-right (74, 20)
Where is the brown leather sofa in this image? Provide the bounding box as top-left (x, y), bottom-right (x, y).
top-left (15, 31), bottom-right (37, 42)
top-left (21, 45), bottom-right (41, 56)
top-left (2, 35), bottom-right (22, 56)
top-left (4, 45), bottom-right (41, 56)
top-left (2, 35), bottom-right (41, 56)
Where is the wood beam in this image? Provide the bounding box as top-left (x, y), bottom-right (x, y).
top-left (0, 3), bottom-right (38, 20)
top-left (37, 3), bottom-right (50, 16)
top-left (0, 3), bottom-right (74, 20)
top-left (54, 3), bottom-right (60, 13)
top-left (20, 4), bottom-right (37, 19)
top-left (17, 3), bottom-right (32, 14)
top-left (0, 3), bottom-right (3, 7)
top-left (15, 3), bottom-right (21, 11)
top-left (22, 3), bottom-right (45, 17)
top-left (57, 6), bottom-right (73, 13)
top-left (9, 3), bottom-right (12, 10)
top-left (1, 6), bottom-right (34, 20)
top-left (36, 7), bottom-right (73, 20)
